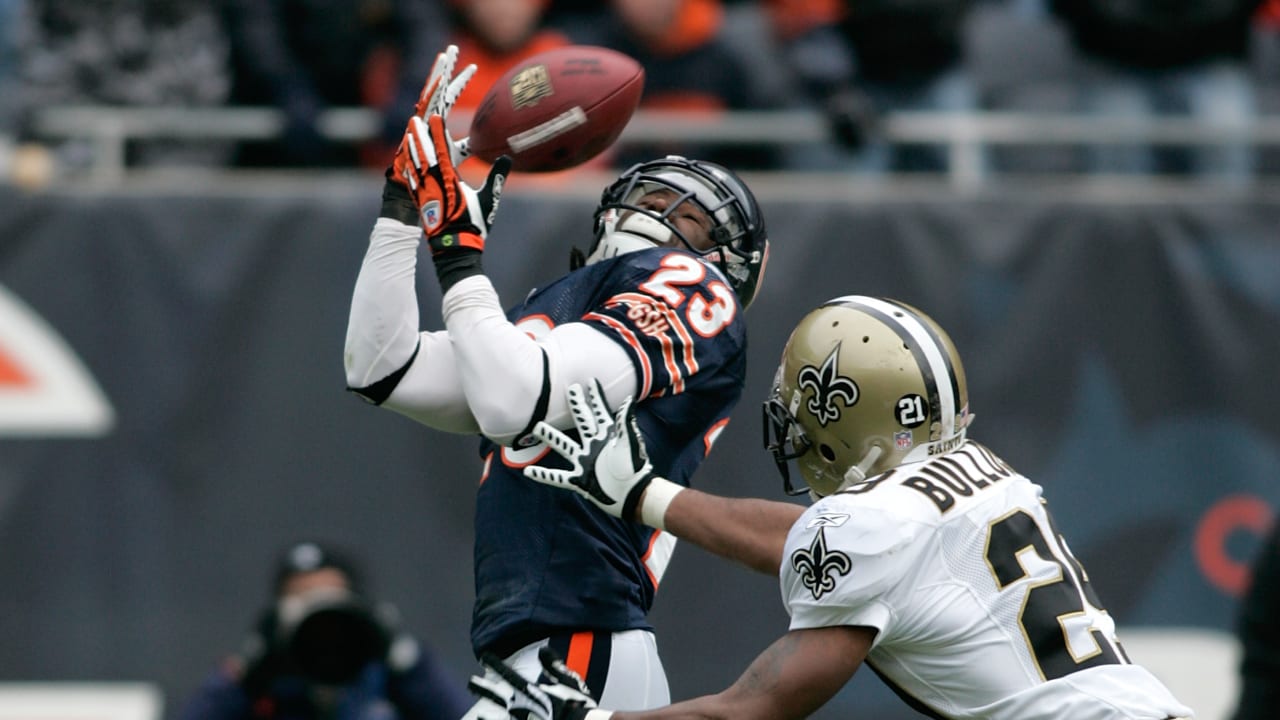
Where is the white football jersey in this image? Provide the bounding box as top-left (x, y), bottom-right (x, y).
top-left (780, 440), bottom-right (1193, 719)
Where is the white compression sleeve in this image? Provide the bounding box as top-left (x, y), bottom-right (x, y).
top-left (380, 332), bottom-right (480, 434)
top-left (344, 218), bottom-right (476, 432)
top-left (345, 218), bottom-right (423, 388)
top-left (442, 275), bottom-right (638, 446)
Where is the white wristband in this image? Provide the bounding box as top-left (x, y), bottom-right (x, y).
top-left (583, 710), bottom-right (615, 720)
top-left (639, 477), bottom-right (684, 530)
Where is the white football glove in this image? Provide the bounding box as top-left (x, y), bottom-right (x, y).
top-left (524, 380), bottom-right (655, 522)
top-left (467, 647), bottom-right (605, 720)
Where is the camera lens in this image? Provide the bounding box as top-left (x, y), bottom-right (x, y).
top-left (288, 602), bottom-right (387, 685)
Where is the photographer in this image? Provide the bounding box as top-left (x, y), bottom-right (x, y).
top-left (180, 541), bottom-right (471, 720)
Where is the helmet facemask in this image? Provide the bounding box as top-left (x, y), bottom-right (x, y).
top-left (762, 384), bottom-right (812, 498)
top-left (584, 156), bottom-right (768, 308)
top-left (764, 380), bottom-right (888, 502)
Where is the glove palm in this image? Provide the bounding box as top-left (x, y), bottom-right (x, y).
top-left (524, 380), bottom-right (654, 522)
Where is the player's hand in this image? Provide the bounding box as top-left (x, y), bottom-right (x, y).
top-left (524, 380), bottom-right (654, 522)
top-left (411, 44), bottom-right (475, 164)
top-left (381, 44), bottom-right (479, 226)
top-left (392, 113), bottom-right (512, 254)
top-left (467, 647), bottom-right (602, 720)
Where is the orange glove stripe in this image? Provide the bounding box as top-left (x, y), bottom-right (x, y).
top-left (428, 115), bottom-right (465, 227)
top-left (433, 232), bottom-right (485, 252)
top-left (456, 233), bottom-right (485, 251)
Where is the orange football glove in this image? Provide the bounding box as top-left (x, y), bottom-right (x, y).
top-left (381, 44), bottom-right (476, 227)
top-left (392, 114), bottom-right (511, 256)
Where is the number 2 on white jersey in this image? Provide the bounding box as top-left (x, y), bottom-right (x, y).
top-left (985, 507), bottom-right (1128, 681)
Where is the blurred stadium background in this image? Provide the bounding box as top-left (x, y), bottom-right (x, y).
top-left (1, 1), bottom-right (1278, 719)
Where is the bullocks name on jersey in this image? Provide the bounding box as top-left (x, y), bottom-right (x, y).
top-left (844, 441), bottom-right (1015, 513)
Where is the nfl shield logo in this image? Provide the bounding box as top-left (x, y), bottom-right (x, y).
top-left (423, 201), bottom-right (442, 230)
top-left (895, 431), bottom-right (913, 449)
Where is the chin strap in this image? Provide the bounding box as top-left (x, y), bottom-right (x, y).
top-left (582, 213), bottom-right (674, 266)
top-left (585, 231), bottom-right (663, 265)
top-left (811, 445), bottom-right (886, 501)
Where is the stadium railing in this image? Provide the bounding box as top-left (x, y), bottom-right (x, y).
top-left (24, 106), bottom-right (1280, 189)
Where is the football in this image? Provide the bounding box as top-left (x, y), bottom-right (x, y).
top-left (467, 45), bottom-right (645, 173)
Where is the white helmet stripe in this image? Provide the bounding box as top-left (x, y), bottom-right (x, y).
top-left (828, 295), bottom-right (958, 438)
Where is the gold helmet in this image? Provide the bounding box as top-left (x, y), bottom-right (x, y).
top-left (763, 296), bottom-right (972, 499)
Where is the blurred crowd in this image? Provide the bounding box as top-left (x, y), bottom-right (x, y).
top-left (2, 0), bottom-right (1280, 181)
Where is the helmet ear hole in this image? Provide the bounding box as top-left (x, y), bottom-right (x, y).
top-left (818, 444), bottom-right (837, 462)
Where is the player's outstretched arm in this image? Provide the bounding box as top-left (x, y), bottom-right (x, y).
top-left (387, 42), bottom-right (508, 294)
top-left (344, 46), bottom-right (487, 432)
top-left (526, 381), bottom-right (803, 576)
top-left (375, 47), bottom-right (645, 447)
top-left (625, 626), bottom-right (872, 720)
top-left (344, 223), bottom-right (482, 434)
top-left (661, 483), bottom-right (802, 577)
top-left (468, 629), bottom-right (872, 720)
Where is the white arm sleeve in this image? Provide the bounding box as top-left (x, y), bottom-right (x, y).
top-left (442, 274), bottom-right (638, 446)
top-left (344, 218), bottom-right (477, 434)
top-left (380, 332), bottom-right (480, 433)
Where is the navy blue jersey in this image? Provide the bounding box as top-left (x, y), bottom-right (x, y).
top-left (470, 247), bottom-right (749, 658)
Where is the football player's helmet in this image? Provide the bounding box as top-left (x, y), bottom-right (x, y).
top-left (763, 296), bottom-right (973, 499)
top-left (587, 155), bottom-right (769, 308)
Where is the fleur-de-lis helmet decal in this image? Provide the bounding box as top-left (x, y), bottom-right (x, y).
top-left (796, 343), bottom-right (859, 427)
